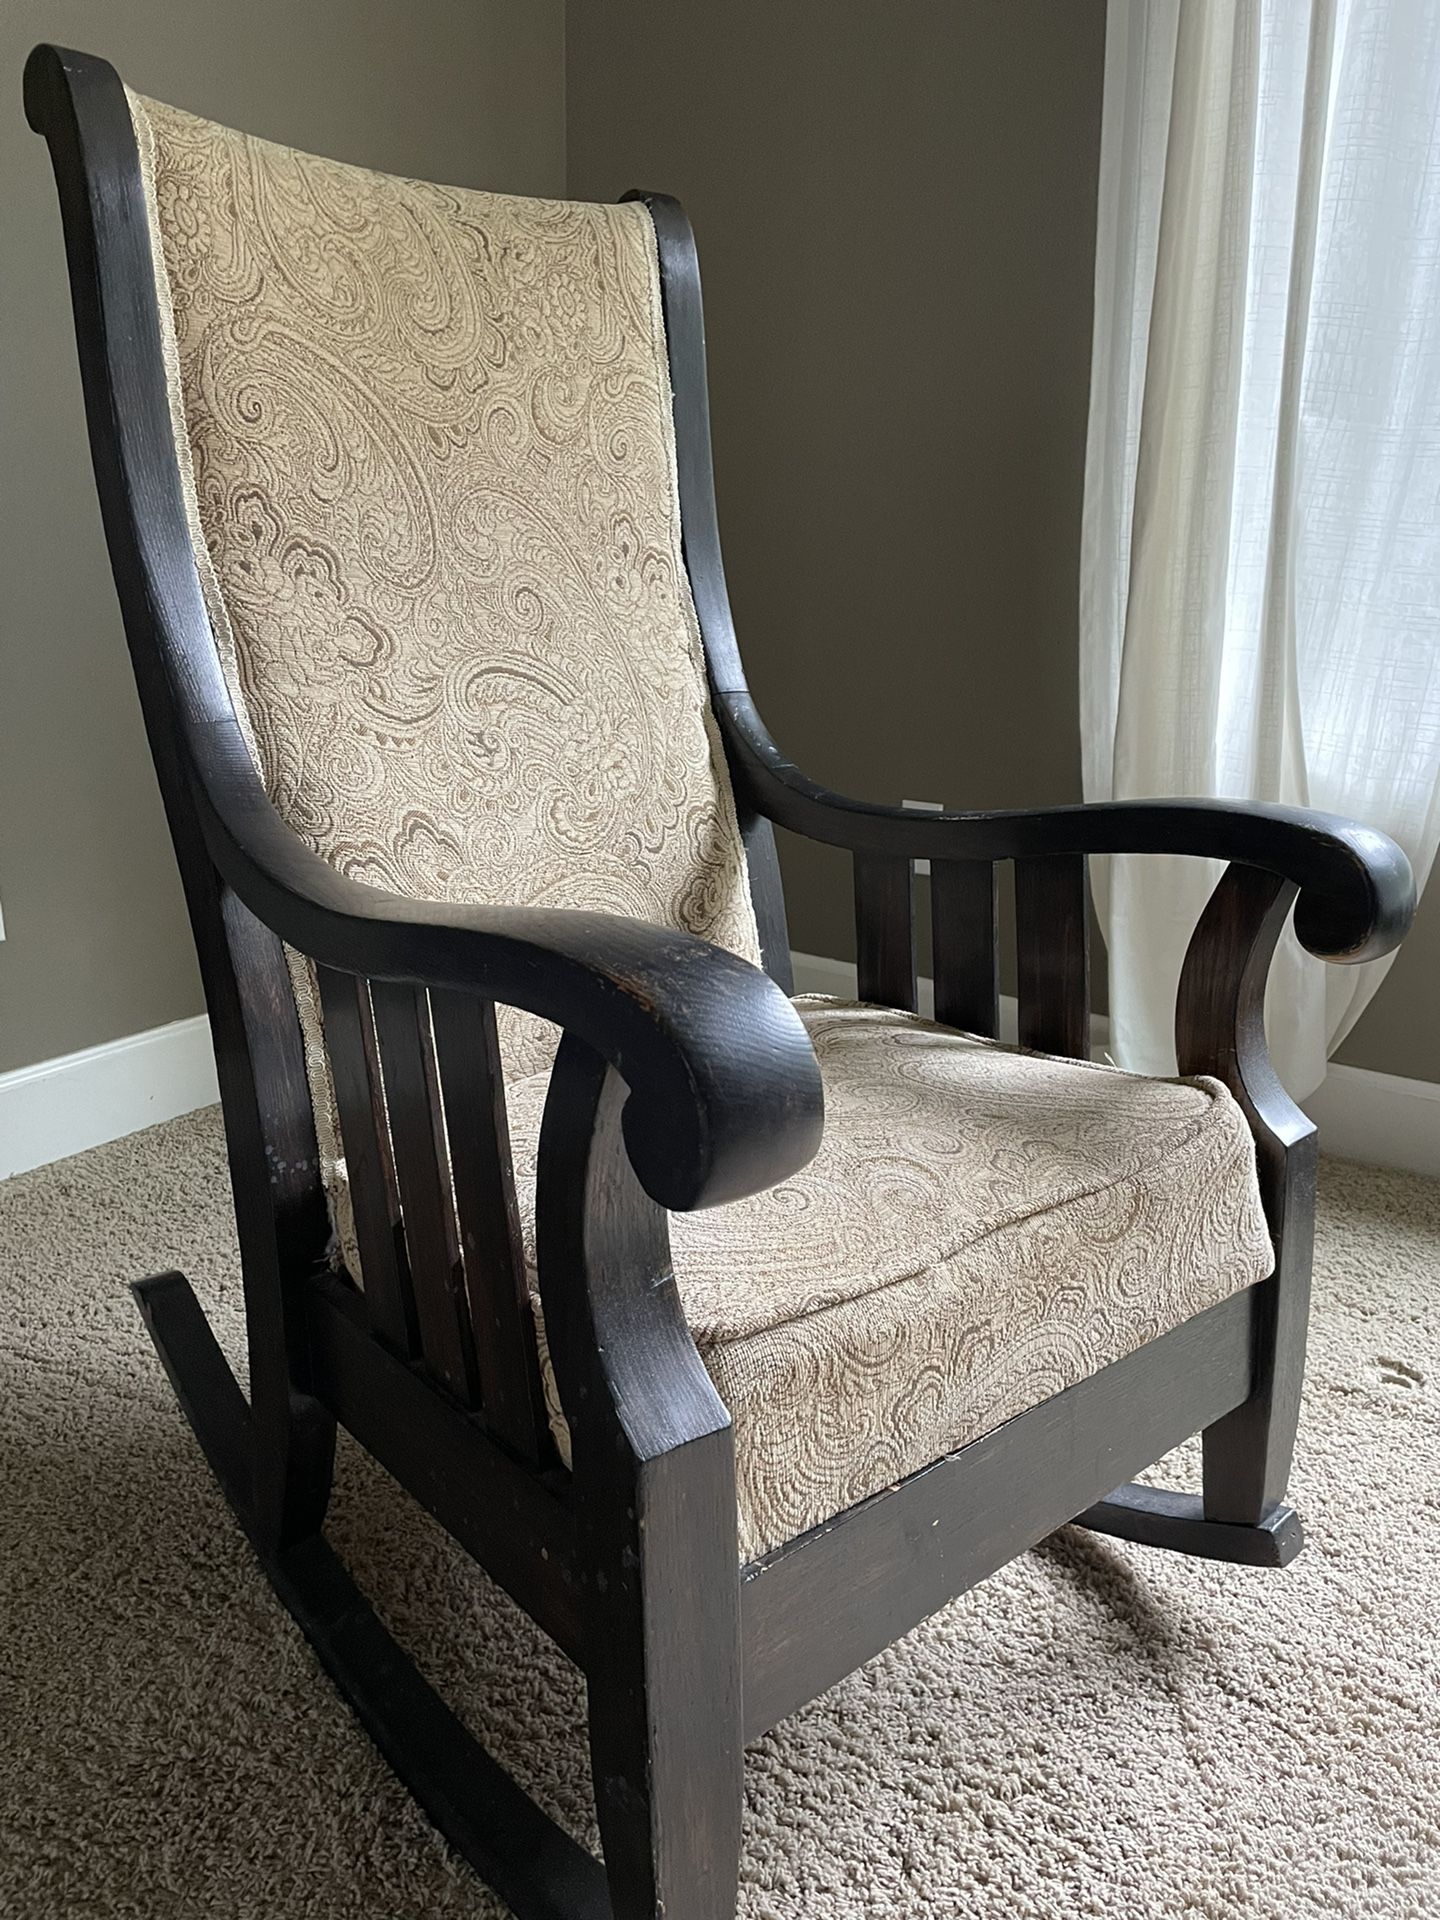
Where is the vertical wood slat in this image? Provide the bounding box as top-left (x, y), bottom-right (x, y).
top-left (1014, 853), bottom-right (1091, 1057)
top-left (853, 851), bottom-right (917, 1011)
top-left (369, 980), bottom-right (477, 1403)
top-left (931, 861), bottom-right (999, 1036)
top-left (429, 989), bottom-right (548, 1463)
top-left (315, 967), bottom-right (417, 1357)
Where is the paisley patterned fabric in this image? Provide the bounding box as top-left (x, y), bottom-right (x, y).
top-left (503, 1000), bottom-right (1274, 1562)
top-left (128, 91), bottom-right (761, 1175)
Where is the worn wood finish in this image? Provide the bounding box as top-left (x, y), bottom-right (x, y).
top-left (314, 967), bottom-right (416, 1355)
top-left (1014, 852), bottom-right (1091, 1057)
top-left (304, 1270), bottom-right (583, 1660)
top-left (930, 860), bottom-right (999, 1036)
top-left (853, 851), bottom-right (917, 1012)
top-left (1071, 1483), bottom-right (1303, 1566)
top-left (369, 980), bottom-right (476, 1402)
top-left (744, 1290), bottom-right (1251, 1743)
top-left (430, 988), bottom-right (549, 1462)
top-left (1176, 864), bottom-right (1318, 1526)
top-left (32, 40), bottom-right (1419, 1920)
top-left (539, 1039), bottom-right (743, 1920)
top-left (213, 885), bottom-right (338, 1551)
top-left (133, 1271), bottom-right (610, 1920)
top-left (714, 687), bottom-right (1414, 964)
top-left (25, 54), bottom-right (822, 1222)
top-left (629, 190), bottom-right (793, 988)
top-left (741, 1287), bottom-right (1254, 1741)
top-left (26, 29), bottom-right (337, 1561)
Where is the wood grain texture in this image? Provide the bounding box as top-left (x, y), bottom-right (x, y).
top-left (369, 981), bottom-right (475, 1402)
top-left (853, 852), bottom-right (917, 1012)
top-left (1014, 853), bottom-right (1090, 1057)
top-left (740, 1288), bottom-right (1253, 1741)
top-left (930, 860), bottom-right (999, 1037)
top-left (213, 885), bottom-right (337, 1551)
top-left (1072, 1482), bottom-right (1304, 1567)
top-left (430, 988), bottom-right (549, 1462)
top-left (135, 1271), bottom-right (609, 1920)
top-left (315, 967), bottom-right (416, 1356)
top-left (23, 49), bottom-right (822, 1224)
top-left (304, 1271), bottom-right (583, 1661)
top-left (538, 1038), bottom-right (743, 1920)
top-left (713, 692), bottom-right (1414, 965)
top-left (1177, 864), bottom-right (1318, 1526)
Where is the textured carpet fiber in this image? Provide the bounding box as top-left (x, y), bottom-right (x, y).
top-left (1, 1109), bottom-right (1437, 1918)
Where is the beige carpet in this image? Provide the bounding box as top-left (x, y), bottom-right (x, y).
top-left (1, 1109), bottom-right (1437, 1919)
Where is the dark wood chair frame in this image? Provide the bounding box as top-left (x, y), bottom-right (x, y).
top-left (27, 43), bottom-right (1416, 1920)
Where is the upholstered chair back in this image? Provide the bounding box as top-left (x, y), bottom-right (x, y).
top-left (129, 93), bottom-right (762, 1098)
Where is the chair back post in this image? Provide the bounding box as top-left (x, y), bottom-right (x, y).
top-left (28, 42), bottom-right (568, 1477)
top-left (26, 42), bottom-right (335, 1551)
top-left (634, 190), bottom-right (794, 992)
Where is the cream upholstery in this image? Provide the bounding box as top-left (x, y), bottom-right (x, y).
top-left (129, 91), bottom-right (762, 1199)
top-left (500, 1000), bottom-right (1273, 1561)
top-left (131, 95), bottom-right (1274, 1563)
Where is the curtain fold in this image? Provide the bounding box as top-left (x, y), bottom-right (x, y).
top-left (1083, 0), bottom-right (1440, 1095)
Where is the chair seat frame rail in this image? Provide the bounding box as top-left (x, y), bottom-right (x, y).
top-left (27, 42), bottom-right (1415, 1920)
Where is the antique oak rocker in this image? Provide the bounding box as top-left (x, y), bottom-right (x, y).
top-left (28, 44), bottom-right (1415, 1920)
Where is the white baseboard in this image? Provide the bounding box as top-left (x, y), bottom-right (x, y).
top-left (0, 1015), bottom-right (218, 1182)
top-left (1303, 1064), bottom-right (1440, 1180)
top-left (790, 950), bottom-right (1439, 1180)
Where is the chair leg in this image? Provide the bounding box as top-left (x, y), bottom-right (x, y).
top-left (535, 1039), bottom-right (746, 1918)
top-left (134, 1270), bottom-right (615, 1920)
top-left (1074, 1131), bottom-right (1318, 1571)
top-left (1199, 1138), bottom-right (1317, 1530)
top-left (1071, 1481), bottom-right (1304, 1567)
top-left (582, 1422), bottom-right (744, 1920)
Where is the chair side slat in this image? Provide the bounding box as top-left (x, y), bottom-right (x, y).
top-left (369, 980), bottom-right (477, 1403)
top-left (315, 967), bottom-right (417, 1356)
top-left (931, 861), bottom-right (999, 1036)
top-left (853, 852), bottom-right (917, 1012)
top-left (429, 989), bottom-right (549, 1463)
top-left (1014, 853), bottom-right (1091, 1057)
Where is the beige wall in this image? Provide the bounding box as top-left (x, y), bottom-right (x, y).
top-left (566, 2), bottom-right (1105, 982)
top-left (567, 0), bottom-right (1437, 1086)
top-left (0, 0), bottom-right (565, 1074)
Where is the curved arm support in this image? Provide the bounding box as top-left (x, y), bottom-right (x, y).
top-left (1176, 865), bottom-right (1314, 1154)
top-left (200, 762), bottom-right (823, 1217)
top-left (718, 692), bottom-right (1415, 966)
top-left (535, 1036), bottom-right (744, 1911)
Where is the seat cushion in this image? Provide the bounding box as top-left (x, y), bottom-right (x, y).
top-left (505, 997), bottom-right (1274, 1562)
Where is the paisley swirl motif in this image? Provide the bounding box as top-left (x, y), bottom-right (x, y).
top-left (506, 1001), bottom-right (1274, 1560)
top-left (131, 90), bottom-right (762, 1114)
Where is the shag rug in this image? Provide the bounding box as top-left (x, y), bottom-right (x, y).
top-left (1, 1108), bottom-right (1436, 1918)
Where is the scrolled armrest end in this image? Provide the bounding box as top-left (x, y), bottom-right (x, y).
top-left (1289, 820), bottom-right (1415, 964)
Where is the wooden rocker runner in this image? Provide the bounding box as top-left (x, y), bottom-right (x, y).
top-left (27, 42), bottom-right (1415, 1919)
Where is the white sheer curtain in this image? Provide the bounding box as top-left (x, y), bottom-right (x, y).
top-left (1082, 0), bottom-right (1440, 1096)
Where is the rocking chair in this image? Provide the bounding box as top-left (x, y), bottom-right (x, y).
top-left (26, 43), bottom-right (1415, 1920)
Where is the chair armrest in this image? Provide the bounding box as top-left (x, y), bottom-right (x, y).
top-left (718, 692), bottom-right (1415, 965)
top-left (199, 777), bottom-right (823, 1215)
